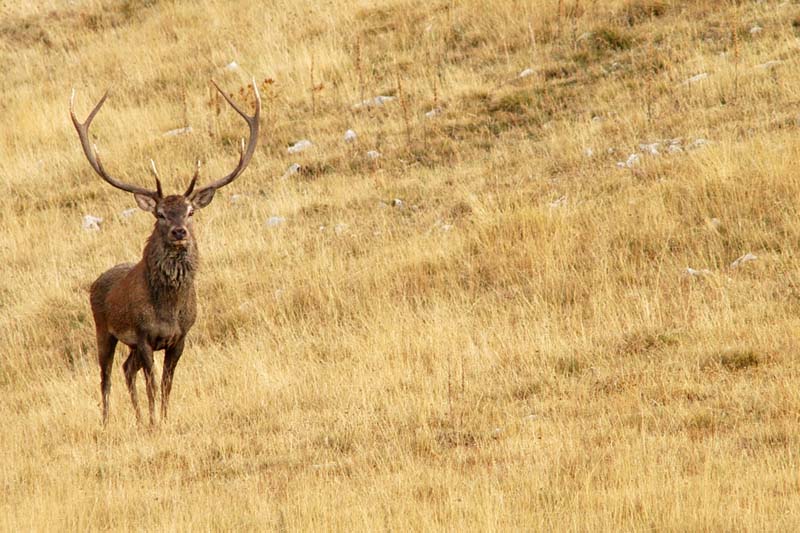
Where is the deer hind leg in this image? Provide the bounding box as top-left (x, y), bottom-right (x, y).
top-left (123, 349), bottom-right (143, 423)
top-left (96, 330), bottom-right (118, 427)
top-left (137, 341), bottom-right (158, 426)
top-left (161, 336), bottom-right (185, 421)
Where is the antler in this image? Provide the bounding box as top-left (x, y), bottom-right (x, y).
top-left (191, 78), bottom-right (261, 198)
top-left (69, 88), bottom-right (161, 198)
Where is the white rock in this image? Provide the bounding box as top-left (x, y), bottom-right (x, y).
top-left (230, 194), bottom-right (244, 204)
top-left (266, 216), bottom-right (286, 227)
top-left (667, 143), bottom-right (684, 154)
top-left (82, 214), bottom-right (102, 231)
top-left (424, 108), bottom-right (442, 119)
top-left (225, 61), bottom-right (239, 71)
top-left (688, 138), bottom-right (710, 150)
top-left (163, 126), bottom-right (193, 137)
top-left (120, 208), bottom-right (137, 219)
top-left (353, 95), bottom-right (395, 110)
top-left (366, 150), bottom-right (381, 160)
top-left (685, 267), bottom-right (712, 277)
top-left (344, 129), bottom-right (357, 143)
top-left (391, 198), bottom-right (404, 208)
top-left (731, 252), bottom-right (757, 269)
top-left (623, 153), bottom-right (641, 167)
top-left (639, 142), bottom-right (660, 155)
top-left (287, 140), bottom-right (313, 154)
top-left (749, 25), bottom-right (762, 35)
top-left (281, 163), bottom-right (301, 180)
top-left (682, 72), bottom-right (709, 85)
top-left (583, 147), bottom-right (594, 157)
top-left (518, 68), bottom-right (534, 78)
top-left (334, 223), bottom-right (348, 235)
top-left (756, 60), bottom-right (782, 69)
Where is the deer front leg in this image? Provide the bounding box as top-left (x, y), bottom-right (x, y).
top-left (137, 340), bottom-right (158, 426)
top-left (123, 349), bottom-right (143, 423)
top-left (161, 336), bottom-right (185, 421)
top-left (96, 330), bottom-right (118, 427)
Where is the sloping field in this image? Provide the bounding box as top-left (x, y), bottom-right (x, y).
top-left (3, 0), bottom-right (800, 529)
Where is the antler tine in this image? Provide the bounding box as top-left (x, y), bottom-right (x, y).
top-left (192, 78), bottom-right (261, 196)
top-left (184, 160), bottom-right (201, 197)
top-left (70, 88), bottom-right (158, 198)
top-left (149, 159), bottom-right (164, 198)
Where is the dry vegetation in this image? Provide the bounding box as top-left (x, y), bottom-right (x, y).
top-left (4, 0), bottom-right (800, 529)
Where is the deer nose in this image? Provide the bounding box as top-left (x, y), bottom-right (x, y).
top-left (171, 227), bottom-right (187, 240)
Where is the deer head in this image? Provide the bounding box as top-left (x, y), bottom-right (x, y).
top-left (69, 80), bottom-right (261, 248)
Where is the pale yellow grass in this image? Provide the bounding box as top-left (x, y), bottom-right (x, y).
top-left (3, 0), bottom-right (800, 530)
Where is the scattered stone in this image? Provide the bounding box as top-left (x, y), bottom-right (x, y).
top-left (287, 140), bottom-right (312, 154)
top-left (731, 252), bottom-right (757, 269)
top-left (583, 147), bottom-right (594, 158)
top-left (667, 141), bottom-right (684, 154)
top-left (334, 223), bottom-right (348, 235)
top-left (424, 108), bottom-right (442, 119)
top-left (749, 25), bottom-right (762, 35)
top-left (682, 72), bottom-right (709, 85)
top-left (685, 267), bottom-right (712, 277)
top-left (756, 60), bottom-right (782, 69)
top-left (265, 216), bottom-right (286, 227)
top-left (225, 61), bottom-right (239, 71)
top-left (82, 214), bottom-right (102, 231)
top-left (163, 126), bottom-right (193, 137)
top-left (391, 198), bottom-right (404, 208)
top-left (353, 95), bottom-right (395, 110)
top-left (281, 163), bottom-right (301, 179)
top-left (518, 67), bottom-right (534, 78)
top-left (366, 150), bottom-right (381, 160)
top-left (120, 208), bottom-right (137, 219)
top-left (344, 129), bottom-right (357, 143)
top-left (688, 138), bottom-right (710, 150)
top-left (639, 142), bottom-right (660, 156)
top-left (230, 194), bottom-right (244, 204)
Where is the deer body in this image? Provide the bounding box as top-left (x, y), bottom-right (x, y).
top-left (90, 208), bottom-right (199, 424)
top-left (70, 80), bottom-right (260, 426)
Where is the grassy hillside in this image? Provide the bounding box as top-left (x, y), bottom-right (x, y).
top-left (3, 0), bottom-right (800, 529)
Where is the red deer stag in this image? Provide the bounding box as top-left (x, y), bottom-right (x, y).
top-left (70, 80), bottom-right (260, 426)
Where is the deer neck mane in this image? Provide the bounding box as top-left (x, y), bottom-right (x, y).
top-left (143, 231), bottom-right (198, 294)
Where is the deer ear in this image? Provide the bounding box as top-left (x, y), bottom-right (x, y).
top-left (191, 188), bottom-right (216, 209)
top-left (134, 193), bottom-right (157, 214)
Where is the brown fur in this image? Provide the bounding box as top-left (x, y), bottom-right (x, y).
top-left (71, 80), bottom-right (260, 426)
top-left (91, 195), bottom-right (199, 425)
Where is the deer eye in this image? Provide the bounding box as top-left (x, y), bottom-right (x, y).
top-left (188, 210), bottom-right (194, 217)
top-left (156, 212), bottom-right (166, 220)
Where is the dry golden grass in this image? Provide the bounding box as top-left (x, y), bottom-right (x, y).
top-left (4, 0), bottom-right (800, 529)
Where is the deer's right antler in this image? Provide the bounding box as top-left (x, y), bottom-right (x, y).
top-left (189, 79), bottom-right (261, 200)
top-left (70, 88), bottom-right (161, 199)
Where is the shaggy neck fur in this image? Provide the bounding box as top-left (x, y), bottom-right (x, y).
top-left (144, 231), bottom-right (199, 297)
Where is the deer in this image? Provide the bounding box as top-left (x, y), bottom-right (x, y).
top-left (69, 79), bottom-right (260, 426)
